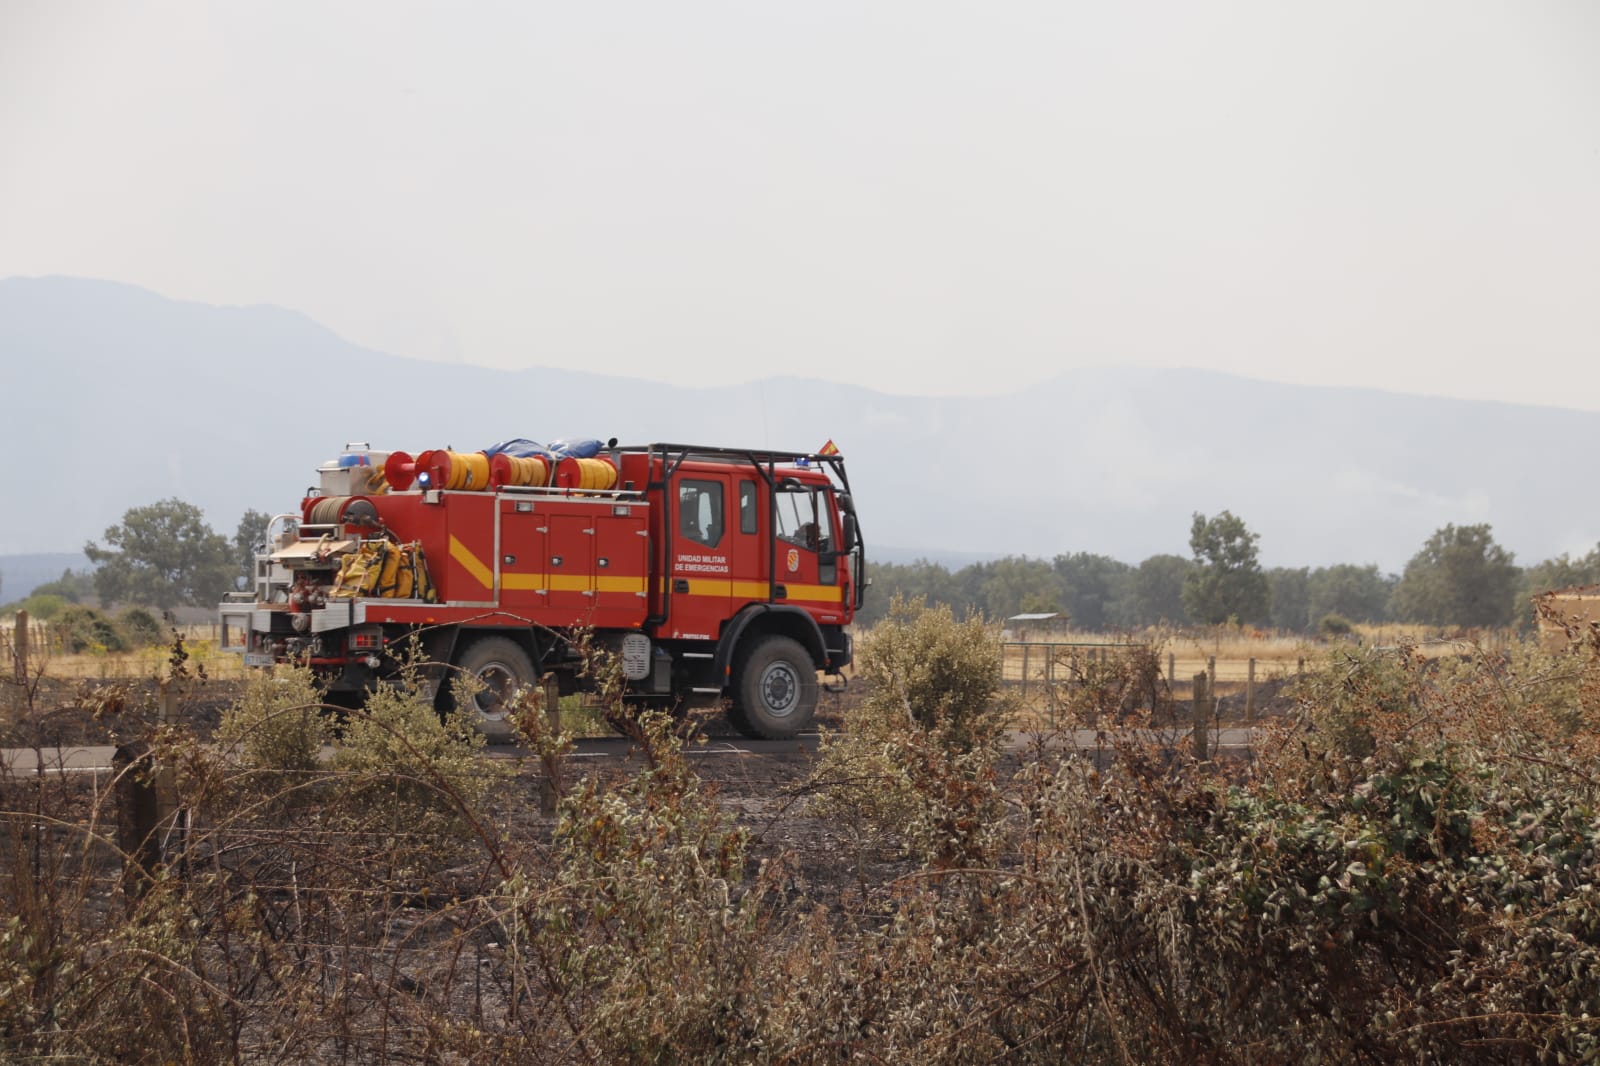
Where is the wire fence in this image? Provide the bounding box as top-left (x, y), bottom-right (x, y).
top-left (1001, 641), bottom-right (1311, 721)
top-left (3, 611), bottom-right (245, 681)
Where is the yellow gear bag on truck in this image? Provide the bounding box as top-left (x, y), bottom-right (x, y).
top-left (332, 540), bottom-right (436, 601)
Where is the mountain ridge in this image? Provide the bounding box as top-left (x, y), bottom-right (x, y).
top-left (3, 275), bottom-right (1595, 573)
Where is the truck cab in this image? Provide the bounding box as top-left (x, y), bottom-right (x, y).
top-left (639, 445), bottom-right (863, 736)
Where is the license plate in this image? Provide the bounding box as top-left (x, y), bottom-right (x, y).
top-left (243, 652), bottom-right (275, 668)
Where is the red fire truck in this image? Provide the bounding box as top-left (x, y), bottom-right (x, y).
top-left (219, 441), bottom-right (864, 740)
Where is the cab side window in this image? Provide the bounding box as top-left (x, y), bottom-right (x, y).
top-left (739, 480), bottom-right (758, 535)
top-left (679, 480), bottom-right (724, 547)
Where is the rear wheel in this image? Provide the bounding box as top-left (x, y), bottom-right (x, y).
top-left (731, 635), bottom-right (818, 740)
top-left (450, 637), bottom-right (535, 744)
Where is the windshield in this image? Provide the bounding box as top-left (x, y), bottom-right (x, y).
top-left (775, 484), bottom-right (826, 551)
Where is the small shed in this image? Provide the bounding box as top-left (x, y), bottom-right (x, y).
top-left (1533, 584), bottom-right (1600, 651)
top-left (1002, 612), bottom-right (1068, 642)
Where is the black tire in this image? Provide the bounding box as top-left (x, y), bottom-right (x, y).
top-left (731, 635), bottom-right (818, 740)
top-left (451, 637), bottom-right (535, 744)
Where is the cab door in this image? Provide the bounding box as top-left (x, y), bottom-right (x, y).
top-left (667, 471), bottom-right (732, 640)
top-left (729, 476), bottom-right (766, 613)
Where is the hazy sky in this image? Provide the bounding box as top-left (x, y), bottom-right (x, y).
top-left (3, 2), bottom-right (1597, 405)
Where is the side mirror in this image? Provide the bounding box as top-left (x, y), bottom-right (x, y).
top-left (841, 513), bottom-right (859, 551)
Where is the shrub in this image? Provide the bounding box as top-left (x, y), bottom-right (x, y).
top-left (13, 593), bottom-right (66, 621)
top-left (812, 596), bottom-right (1014, 866)
top-left (329, 675), bottom-right (506, 873)
top-left (1176, 642), bottom-right (1600, 1062)
top-left (117, 606), bottom-right (165, 648)
top-left (216, 667), bottom-right (329, 775)
top-left (854, 594), bottom-right (1010, 751)
top-left (54, 605), bottom-right (126, 653)
top-left (511, 711), bottom-right (774, 1061)
top-left (1049, 642), bottom-right (1175, 727)
top-left (17, 606), bottom-right (1600, 1062)
top-left (1317, 611), bottom-right (1354, 638)
top-left (787, 639), bottom-right (1600, 1063)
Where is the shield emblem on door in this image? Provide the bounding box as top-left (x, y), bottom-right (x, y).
top-left (786, 548), bottom-right (800, 573)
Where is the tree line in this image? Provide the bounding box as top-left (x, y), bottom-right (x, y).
top-left (0, 499), bottom-right (269, 621)
top-left (3, 500), bottom-right (1597, 635)
top-left (857, 511), bottom-right (1600, 633)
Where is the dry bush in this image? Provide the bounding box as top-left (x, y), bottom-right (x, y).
top-left (810, 596), bottom-right (1016, 869)
top-left (1047, 642), bottom-right (1176, 729)
top-left (214, 668), bottom-right (328, 775)
top-left (8, 618), bottom-right (1600, 1063)
top-left (0, 661), bottom-right (252, 1065)
top-left (509, 711), bottom-right (786, 1061)
top-left (1226, 639), bottom-right (1600, 1060)
top-left (775, 638), bottom-right (1600, 1062)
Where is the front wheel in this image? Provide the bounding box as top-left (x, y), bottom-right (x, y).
top-left (448, 637), bottom-right (535, 743)
top-left (731, 635), bottom-right (818, 740)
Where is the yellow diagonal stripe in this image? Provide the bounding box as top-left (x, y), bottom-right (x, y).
top-left (450, 536), bottom-right (494, 591)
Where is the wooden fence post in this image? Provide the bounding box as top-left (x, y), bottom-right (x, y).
top-left (114, 741), bottom-right (161, 896)
top-left (1167, 652), bottom-right (1175, 686)
top-left (1021, 644), bottom-right (1031, 701)
top-left (1192, 672), bottom-right (1210, 761)
top-left (13, 610), bottom-right (27, 683)
top-left (539, 676), bottom-right (563, 815)
top-left (1246, 658), bottom-right (1256, 723)
top-left (157, 680), bottom-right (188, 878)
top-left (115, 681), bottom-right (184, 896)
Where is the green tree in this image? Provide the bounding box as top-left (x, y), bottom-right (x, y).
top-left (1516, 544), bottom-right (1600, 627)
top-left (1052, 552), bottom-right (1132, 632)
top-left (950, 561), bottom-right (993, 619)
top-left (234, 508), bottom-right (273, 592)
top-left (1181, 511), bottom-right (1270, 625)
top-left (84, 498), bottom-right (234, 610)
top-left (853, 560), bottom-right (960, 628)
top-left (1267, 567), bottom-right (1310, 631)
top-left (1307, 563), bottom-right (1393, 625)
top-left (1112, 553), bottom-right (1193, 626)
top-left (1390, 523), bottom-right (1517, 628)
top-left (16, 594), bottom-right (67, 621)
top-left (30, 569), bottom-right (97, 605)
top-left (980, 556), bottom-right (1058, 621)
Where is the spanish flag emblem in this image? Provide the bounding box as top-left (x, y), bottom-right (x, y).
top-left (818, 439), bottom-right (840, 456)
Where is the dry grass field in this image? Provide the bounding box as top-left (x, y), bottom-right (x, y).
top-left (3, 615), bottom-right (1515, 729)
top-left (4, 602), bottom-right (1595, 1061)
top-left (999, 622), bottom-right (1513, 726)
top-left (1, 622), bottom-right (249, 682)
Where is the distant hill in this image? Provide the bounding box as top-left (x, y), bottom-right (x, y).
top-left (3, 275), bottom-right (1599, 573)
top-left (866, 545), bottom-right (1007, 568)
top-left (0, 553), bottom-right (92, 604)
